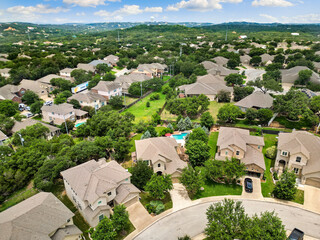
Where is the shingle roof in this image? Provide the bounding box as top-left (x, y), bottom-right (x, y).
top-left (12, 118), bottom-right (60, 133)
top-left (0, 130), bottom-right (8, 141)
top-left (0, 192), bottom-right (75, 240)
top-left (104, 55), bottom-right (119, 65)
top-left (68, 91), bottom-right (106, 103)
top-left (242, 145), bottom-right (266, 170)
top-left (261, 53), bottom-right (274, 63)
top-left (92, 81), bottom-right (121, 92)
top-left (41, 103), bottom-right (75, 115)
top-left (135, 137), bottom-right (187, 175)
top-left (235, 91), bottom-right (273, 109)
top-left (19, 79), bottom-right (44, 94)
top-left (0, 84), bottom-right (19, 100)
top-left (213, 56), bottom-right (229, 66)
top-left (201, 61), bottom-right (239, 76)
top-left (51, 225), bottom-right (82, 240)
top-left (60, 68), bottom-right (75, 73)
top-left (0, 68), bottom-right (10, 74)
top-left (37, 74), bottom-right (69, 84)
top-left (278, 131), bottom-right (320, 175)
top-left (61, 160), bottom-right (131, 205)
top-left (281, 66), bottom-right (320, 84)
top-left (114, 183), bottom-right (140, 204)
top-left (240, 55), bottom-right (252, 63)
top-left (77, 63), bottom-right (95, 72)
top-left (89, 60), bottom-right (110, 67)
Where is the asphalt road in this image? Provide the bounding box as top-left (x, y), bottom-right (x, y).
top-left (133, 199), bottom-right (320, 240)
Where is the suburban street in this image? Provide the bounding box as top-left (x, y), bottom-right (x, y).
top-left (133, 199), bottom-right (320, 240)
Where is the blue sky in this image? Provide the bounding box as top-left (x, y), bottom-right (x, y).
top-left (0, 0), bottom-right (319, 24)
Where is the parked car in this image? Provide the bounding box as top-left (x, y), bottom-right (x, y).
top-left (244, 178), bottom-right (253, 193)
top-left (24, 112), bottom-right (34, 118)
top-left (25, 106), bottom-right (30, 111)
top-left (19, 103), bottom-right (25, 111)
top-left (44, 101), bottom-right (53, 106)
top-left (288, 228), bottom-right (304, 240)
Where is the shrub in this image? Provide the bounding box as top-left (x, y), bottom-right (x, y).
top-left (146, 101), bottom-right (150, 107)
top-left (150, 93), bottom-right (160, 101)
top-left (266, 146), bottom-right (277, 159)
top-left (273, 172), bottom-right (279, 180)
top-left (146, 200), bottom-right (165, 215)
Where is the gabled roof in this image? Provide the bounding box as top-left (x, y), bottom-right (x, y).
top-left (68, 91), bottom-right (106, 103)
top-left (115, 73), bottom-right (151, 85)
top-left (201, 61), bottom-right (238, 76)
top-left (261, 53), bottom-right (274, 63)
top-left (61, 160), bottom-right (131, 205)
top-left (281, 66), bottom-right (320, 84)
top-left (278, 131), bottom-right (320, 175)
top-left (12, 118), bottom-right (60, 133)
top-left (89, 60), bottom-right (110, 67)
top-left (41, 103), bottom-right (75, 115)
top-left (37, 74), bottom-right (69, 84)
top-left (60, 68), bottom-right (75, 73)
top-left (242, 145), bottom-right (266, 170)
top-left (114, 183), bottom-right (140, 204)
top-left (135, 137), bottom-right (187, 174)
top-left (240, 54), bottom-right (252, 63)
top-left (92, 81), bottom-right (121, 92)
top-left (19, 79), bottom-right (44, 94)
top-left (77, 63), bottom-right (95, 72)
top-left (235, 91), bottom-right (273, 109)
top-left (213, 56), bottom-right (229, 66)
top-left (104, 55), bottom-right (119, 64)
top-left (0, 192), bottom-right (76, 240)
top-left (0, 84), bottom-right (19, 100)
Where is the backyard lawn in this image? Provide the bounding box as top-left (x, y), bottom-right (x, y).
top-left (122, 93), bottom-right (166, 123)
top-left (208, 101), bottom-right (230, 121)
top-left (261, 134), bottom-right (278, 197)
top-left (193, 180), bottom-right (242, 200)
top-left (208, 132), bottom-right (219, 159)
top-left (123, 96), bottom-right (138, 106)
top-left (140, 192), bottom-right (173, 213)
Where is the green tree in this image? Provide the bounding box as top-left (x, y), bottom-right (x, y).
top-left (245, 108), bottom-right (258, 123)
top-left (217, 104), bottom-right (241, 123)
top-left (111, 205), bottom-right (130, 233)
top-left (186, 140), bottom-right (210, 167)
top-left (0, 100), bottom-right (18, 117)
top-left (69, 99), bottom-right (81, 109)
top-left (297, 69), bottom-right (313, 85)
top-left (21, 90), bottom-right (40, 105)
top-left (54, 91), bottom-right (72, 104)
top-left (257, 108), bottom-right (273, 125)
top-left (12, 123), bottom-right (49, 146)
top-left (96, 64), bottom-right (111, 75)
top-left (225, 74), bottom-right (243, 86)
top-left (0, 114), bottom-right (14, 135)
top-left (152, 113), bottom-right (161, 125)
top-left (187, 127), bottom-right (208, 144)
top-left (145, 174), bottom-right (173, 200)
top-left (227, 59), bottom-right (238, 69)
top-left (247, 78), bottom-right (282, 93)
top-left (180, 166), bottom-right (204, 197)
top-left (233, 86), bottom-right (254, 101)
top-left (273, 170), bottom-right (297, 200)
top-left (217, 90), bottom-right (231, 102)
top-left (30, 101), bottom-right (43, 115)
top-left (250, 55), bottom-right (262, 66)
top-left (91, 217), bottom-right (117, 240)
top-left (131, 161), bottom-right (153, 190)
top-left (200, 112), bottom-right (214, 129)
top-left (310, 95), bottom-right (320, 112)
top-left (109, 96), bottom-right (123, 109)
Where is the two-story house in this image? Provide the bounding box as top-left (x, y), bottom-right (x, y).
top-left (131, 63), bottom-right (167, 78)
top-left (68, 91), bottom-right (107, 109)
top-left (60, 68), bottom-right (75, 78)
top-left (61, 159), bottom-right (140, 227)
top-left (0, 192), bottom-right (82, 240)
top-left (41, 103), bottom-right (87, 125)
top-left (91, 81), bottom-right (122, 101)
top-left (275, 130), bottom-right (320, 187)
top-left (134, 137), bottom-right (188, 182)
top-left (215, 127), bottom-right (266, 179)
top-left (104, 55), bottom-right (119, 67)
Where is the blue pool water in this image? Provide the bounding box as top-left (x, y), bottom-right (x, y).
top-left (75, 122), bottom-right (86, 127)
top-left (172, 132), bottom-right (189, 140)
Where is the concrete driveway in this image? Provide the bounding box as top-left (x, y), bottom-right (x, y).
top-left (127, 202), bottom-right (152, 231)
top-left (241, 177), bottom-right (263, 200)
top-left (169, 183), bottom-right (192, 211)
top-left (304, 185), bottom-right (320, 214)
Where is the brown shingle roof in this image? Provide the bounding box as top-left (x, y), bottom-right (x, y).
top-left (92, 81), bottom-right (121, 92)
top-left (12, 118), bottom-right (60, 133)
top-left (68, 91), bottom-right (106, 103)
top-left (235, 91), bottom-right (273, 109)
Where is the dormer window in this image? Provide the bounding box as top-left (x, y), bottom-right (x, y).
top-left (236, 151), bottom-right (240, 156)
top-left (281, 151), bottom-right (288, 156)
top-left (158, 163), bottom-right (161, 167)
top-left (296, 157), bottom-right (301, 163)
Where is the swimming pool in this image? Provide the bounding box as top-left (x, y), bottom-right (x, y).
top-left (75, 122), bottom-right (86, 128)
top-left (172, 132), bottom-right (189, 140)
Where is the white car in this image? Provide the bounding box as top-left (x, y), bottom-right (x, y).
top-left (44, 101), bottom-right (53, 106)
top-left (24, 112), bottom-right (34, 118)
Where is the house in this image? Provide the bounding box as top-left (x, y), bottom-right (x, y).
top-left (19, 79), bottom-right (49, 99)
top-left (260, 53), bottom-right (274, 65)
top-left (0, 68), bottom-right (10, 78)
top-left (0, 130), bottom-right (8, 145)
top-left (91, 81), bottom-right (122, 100)
top-left (274, 130), bottom-right (320, 187)
top-left (213, 56), bottom-right (229, 66)
top-left (41, 103), bottom-right (87, 125)
top-left (11, 118), bottom-right (60, 140)
top-left (281, 66), bottom-right (320, 89)
top-left (0, 58), bottom-right (8, 62)
top-left (104, 55), bottom-right (119, 66)
top-left (313, 62), bottom-right (320, 73)
top-left (0, 84), bottom-right (21, 102)
top-left (201, 61), bottom-right (238, 76)
top-left (178, 74), bottom-right (233, 101)
top-left (60, 68), bottom-right (75, 78)
top-left (0, 192), bottom-right (82, 240)
top-left (134, 137), bottom-right (187, 182)
top-left (239, 35), bottom-right (247, 39)
top-left (77, 63), bottom-right (95, 73)
top-left (114, 73), bottom-right (151, 93)
top-left (215, 127), bottom-right (266, 179)
top-left (61, 159), bottom-right (140, 227)
top-left (36, 74), bottom-right (70, 92)
top-left (89, 60), bottom-right (110, 67)
top-left (240, 55), bottom-right (252, 64)
top-left (235, 91), bottom-right (273, 112)
top-left (132, 63), bottom-right (167, 78)
top-left (68, 91), bottom-right (107, 109)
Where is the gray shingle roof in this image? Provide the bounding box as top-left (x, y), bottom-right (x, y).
top-left (77, 63), bottom-right (95, 72)
top-left (0, 192), bottom-right (75, 240)
top-left (37, 74), bottom-right (69, 84)
top-left (213, 56), bottom-right (229, 66)
top-left (41, 103), bottom-right (75, 115)
top-left (235, 91), bottom-right (273, 109)
top-left (114, 183), bottom-right (140, 204)
top-left (0, 84), bottom-right (19, 100)
top-left (281, 66), bottom-right (320, 84)
top-left (68, 91), bottom-right (106, 103)
top-left (12, 118), bottom-right (60, 133)
top-left (92, 81), bottom-right (121, 92)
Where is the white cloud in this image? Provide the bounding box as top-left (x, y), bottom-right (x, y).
top-left (260, 13), bottom-right (279, 22)
top-left (76, 12), bottom-right (86, 16)
top-left (166, 0), bottom-right (242, 12)
top-left (252, 0), bottom-right (293, 7)
top-left (282, 13), bottom-right (320, 23)
top-left (116, 5), bottom-right (143, 15)
top-left (144, 7), bottom-right (163, 13)
top-left (7, 4), bottom-right (67, 15)
top-left (63, 0), bottom-right (119, 7)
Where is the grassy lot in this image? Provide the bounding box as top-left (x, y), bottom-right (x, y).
top-left (193, 180), bottom-right (242, 200)
top-left (140, 192), bottom-right (173, 213)
top-left (293, 189), bottom-right (304, 205)
top-left (129, 133), bottom-right (142, 153)
top-left (0, 183), bottom-right (39, 212)
top-left (274, 116), bottom-right (311, 130)
top-left (161, 109), bottom-right (177, 122)
top-left (163, 76), bottom-right (170, 82)
top-left (124, 96), bottom-right (138, 105)
top-left (122, 93), bottom-right (166, 123)
top-left (208, 101), bottom-right (229, 121)
top-left (208, 132), bottom-right (219, 159)
top-left (261, 134), bottom-right (278, 197)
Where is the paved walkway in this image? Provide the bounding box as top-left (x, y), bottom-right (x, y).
top-left (126, 202), bottom-right (152, 231)
top-left (304, 185), bottom-right (320, 214)
top-left (241, 177), bottom-right (263, 200)
top-left (169, 183), bottom-right (192, 211)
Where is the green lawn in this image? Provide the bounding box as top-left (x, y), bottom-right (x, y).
top-left (129, 133), bottom-right (142, 153)
top-left (293, 189), bottom-right (304, 205)
top-left (124, 96), bottom-right (138, 105)
top-left (0, 184), bottom-right (39, 212)
top-left (116, 222), bottom-right (135, 240)
top-left (162, 76), bottom-right (170, 82)
top-left (261, 134), bottom-right (278, 197)
top-left (208, 132), bottom-right (219, 159)
top-left (208, 101), bottom-right (230, 121)
top-left (122, 93), bottom-right (166, 123)
top-left (140, 192), bottom-right (173, 213)
top-left (193, 180), bottom-right (242, 200)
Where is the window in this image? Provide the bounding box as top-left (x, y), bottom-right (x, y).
top-left (236, 151), bottom-right (240, 156)
top-left (52, 112), bottom-right (54, 115)
top-left (70, 112), bottom-right (72, 114)
top-left (225, 151), bottom-right (228, 155)
top-left (107, 192), bottom-right (112, 196)
top-left (98, 200), bottom-right (102, 205)
top-left (281, 151), bottom-right (288, 156)
top-left (258, 146), bottom-right (260, 149)
top-left (296, 157), bottom-right (301, 163)
top-left (80, 101), bottom-right (83, 103)
top-left (294, 168), bottom-right (299, 174)
top-left (158, 163), bottom-right (161, 167)
top-left (114, 89), bottom-right (116, 92)
top-left (99, 214), bottom-right (104, 222)
top-left (125, 178), bottom-right (129, 181)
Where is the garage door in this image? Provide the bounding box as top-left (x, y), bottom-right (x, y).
top-left (306, 178), bottom-right (320, 188)
top-left (124, 196), bottom-right (139, 207)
